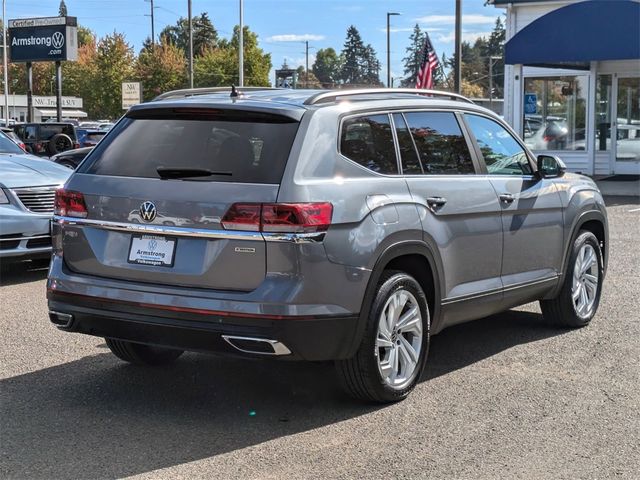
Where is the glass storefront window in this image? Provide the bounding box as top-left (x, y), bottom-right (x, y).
top-left (523, 76), bottom-right (588, 151)
top-left (595, 75), bottom-right (612, 151)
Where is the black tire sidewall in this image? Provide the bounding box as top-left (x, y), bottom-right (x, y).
top-left (48, 134), bottom-right (73, 155)
top-left (362, 272), bottom-right (430, 402)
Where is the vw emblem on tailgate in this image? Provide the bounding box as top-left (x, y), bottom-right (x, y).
top-left (139, 201), bottom-right (157, 222)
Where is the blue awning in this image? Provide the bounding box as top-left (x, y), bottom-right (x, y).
top-left (505, 0), bottom-right (640, 66)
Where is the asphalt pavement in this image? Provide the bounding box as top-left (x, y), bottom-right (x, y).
top-left (1, 197), bottom-right (639, 479)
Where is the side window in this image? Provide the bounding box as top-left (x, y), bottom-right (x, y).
top-left (340, 114), bottom-right (398, 175)
top-left (393, 113), bottom-right (423, 174)
top-left (404, 112), bottom-right (475, 174)
top-left (465, 114), bottom-right (533, 175)
top-left (25, 126), bottom-right (37, 140)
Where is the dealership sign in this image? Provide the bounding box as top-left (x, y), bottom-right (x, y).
top-left (122, 82), bottom-right (142, 109)
top-left (8, 16), bottom-right (78, 62)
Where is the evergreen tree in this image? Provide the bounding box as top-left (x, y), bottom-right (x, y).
top-left (92, 33), bottom-right (135, 118)
top-left (362, 44), bottom-right (381, 86)
top-left (312, 48), bottom-right (341, 87)
top-left (161, 13), bottom-right (218, 57)
top-left (58, 0), bottom-right (67, 16)
top-left (339, 25), bottom-right (365, 85)
top-left (401, 24), bottom-right (425, 87)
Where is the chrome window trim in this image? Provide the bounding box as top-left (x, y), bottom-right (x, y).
top-left (54, 216), bottom-right (326, 243)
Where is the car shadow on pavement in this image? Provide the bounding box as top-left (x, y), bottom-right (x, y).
top-left (0, 259), bottom-right (49, 287)
top-left (1, 310), bottom-right (565, 479)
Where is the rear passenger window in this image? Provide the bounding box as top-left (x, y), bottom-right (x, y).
top-left (340, 114), bottom-right (398, 175)
top-left (404, 112), bottom-right (475, 174)
top-left (393, 114), bottom-right (422, 174)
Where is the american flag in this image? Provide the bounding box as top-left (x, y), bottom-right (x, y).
top-left (416, 33), bottom-right (439, 89)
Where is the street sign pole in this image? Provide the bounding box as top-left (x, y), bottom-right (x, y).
top-left (3, 0), bottom-right (8, 125)
top-left (55, 61), bottom-right (62, 121)
top-left (26, 62), bottom-right (33, 122)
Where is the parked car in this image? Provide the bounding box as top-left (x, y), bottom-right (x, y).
top-left (51, 146), bottom-right (93, 170)
top-left (47, 87), bottom-right (608, 403)
top-left (12, 122), bottom-right (78, 157)
top-left (76, 129), bottom-right (106, 148)
top-left (1, 127), bottom-right (26, 151)
top-left (0, 131), bottom-right (71, 260)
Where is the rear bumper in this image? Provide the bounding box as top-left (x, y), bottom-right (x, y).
top-left (47, 291), bottom-right (360, 361)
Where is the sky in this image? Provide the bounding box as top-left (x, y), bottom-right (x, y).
top-left (7, 0), bottom-right (504, 86)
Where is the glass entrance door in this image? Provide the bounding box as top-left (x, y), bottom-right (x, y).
top-left (614, 77), bottom-right (640, 175)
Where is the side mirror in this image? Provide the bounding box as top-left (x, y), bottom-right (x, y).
top-left (537, 154), bottom-right (566, 179)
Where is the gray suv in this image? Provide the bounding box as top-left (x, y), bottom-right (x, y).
top-left (47, 88), bottom-right (608, 403)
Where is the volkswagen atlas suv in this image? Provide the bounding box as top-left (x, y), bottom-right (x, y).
top-left (47, 88), bottom-right (608, 403)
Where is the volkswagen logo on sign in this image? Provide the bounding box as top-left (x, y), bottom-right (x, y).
top-left (51, 31), bottom-right (65, 49)
top-left (139, 201), bottom-right (157, 222)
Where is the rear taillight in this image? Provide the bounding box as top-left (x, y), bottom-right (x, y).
top-left (54, 189), bottom-right (88, 218)
top-left (74, 142), bottom-right (80, 149)
top-left (19, 143), bottom-right (26, 151)
top-left (222, 202), bottom-right (333, 233)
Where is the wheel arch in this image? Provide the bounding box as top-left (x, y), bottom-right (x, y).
top-left (347, 241), bottom-right (444, 356)
top-left (550, 209), bottom-right (608, 298)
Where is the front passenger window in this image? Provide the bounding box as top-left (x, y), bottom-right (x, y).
top-left (465, 114), bottom-right (533, 175)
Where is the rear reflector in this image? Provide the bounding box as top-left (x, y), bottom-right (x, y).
top-left (55, 189), bottom-right (88, 218)
top-left (222, 202), bottom-right (333, 233)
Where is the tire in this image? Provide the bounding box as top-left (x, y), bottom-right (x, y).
top-left (58, 160), bottom-right (76, 170)
top-left (47, 133), bottom-right (73, 155)
top-left (540, 230), bottom-right (604, 328)
top-left (105, 338), bottom-right (184, 366)
top-left (335, 271), bottom-right (430, 403)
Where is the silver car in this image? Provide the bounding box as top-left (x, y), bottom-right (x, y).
top-left (47, 88), bottom-right (608, 403)
top-left (0, 132), bottom-right (71, 260)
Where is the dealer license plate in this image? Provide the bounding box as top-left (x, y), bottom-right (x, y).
top-left (128, 235), bottom-right (176, 267)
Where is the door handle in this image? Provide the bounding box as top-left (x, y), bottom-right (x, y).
top-left (499, 193), bottom-right (515, 204)
top-left (426, 196), bottom-right (447, 208)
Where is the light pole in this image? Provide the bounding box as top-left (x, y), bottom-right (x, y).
top-left (386, 12), bottom-right (400, 88)
top-left (144, 0), bottom-right (158, 46)
top-left (488, 56), bottom-right (502, 108)
top-left (454, 0), bottom-right (462, 93)
top-left (188, 0), bottom-right (193, 88)
top-left (3, 0), bottom-right (9, 125)
top-left (239, 0), bottom-right (244, 86)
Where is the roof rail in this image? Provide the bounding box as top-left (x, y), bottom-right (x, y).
top-left (303, 88), bottom-right (474, 106)
top-left (154, 86), bottom-right (282, 101)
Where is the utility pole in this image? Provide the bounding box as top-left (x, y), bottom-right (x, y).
top-left (488, 56), bottom-right (502, 108)
top-left (188, 0), bottom-right (193, 88)
top-left (3, 0), bottom-right (8, 125)
top-left (305, 41), bottom-right (309, 88)
top-left (144, 0), bottom-right (155, 46)
top-left (386, 12), bottom-right (400, 88)
top-left (454, 0), bottom-right (462, 93)
top-left (239, 0), bottom-right (244, 86)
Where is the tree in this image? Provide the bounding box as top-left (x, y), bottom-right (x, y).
top-left (487, 17), bottom-right (506, 97)
top-left (194, 25), bottom-right (271, 87)
top-left (91, 33), bottom-right (135, 118)
top-left (312, 48), bottom-right (341, 87)
top-left (401, 24), bottom-right (426, 87)
top-left (59, 0), bottom-right (67, 16)
top-left (339, 25), bottom-right (365, 85)
top-left (136, 39), bottom-right (187, 100)
top-left (295, 66), bottom-right (321, 88)
top-left (77, 26), bottom-right (95, 48)
top-left (161, 13), bottom-right (218, 57)
top-left (362, 44), bottom-right (382, 86)
top-left (62, 37), bottom-right (99, 115)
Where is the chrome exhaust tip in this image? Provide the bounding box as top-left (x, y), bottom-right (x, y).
top-left (222, 335), bottom-right (291, 356)
top-left (49, 310), bottom-right (74, 328)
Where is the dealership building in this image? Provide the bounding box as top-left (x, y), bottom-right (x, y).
top-left (0, 95), bottom-right (86, 122)
top-left (491, 0), bottom-right (640, 176)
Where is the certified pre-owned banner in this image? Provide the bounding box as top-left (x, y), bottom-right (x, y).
top-left (8, 16), bottom-right (78, 63)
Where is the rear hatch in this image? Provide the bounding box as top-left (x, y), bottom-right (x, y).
top-left (59, 106), bottom-right (301, 291)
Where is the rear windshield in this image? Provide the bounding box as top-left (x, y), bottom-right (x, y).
top-left (80, 111), bottom-right (300, 184)
top-left (40, 124), bottom-right (76, 140)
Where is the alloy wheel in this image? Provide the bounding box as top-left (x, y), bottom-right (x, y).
top-left (571, 243), bottom-right (599, 318)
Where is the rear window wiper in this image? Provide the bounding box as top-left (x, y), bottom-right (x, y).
top-left (156, 167), bottom-right (232, 179)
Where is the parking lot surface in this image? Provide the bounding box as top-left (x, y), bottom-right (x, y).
top-left (1, 197), bottom-right (639, 479)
